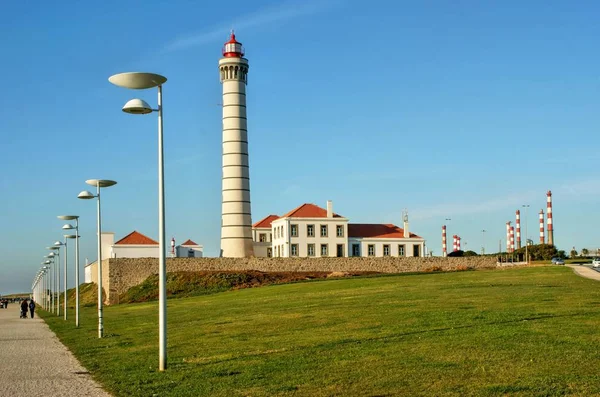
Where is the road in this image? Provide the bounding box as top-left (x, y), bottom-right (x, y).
top-left (0, 304), bottom-right (111, 397)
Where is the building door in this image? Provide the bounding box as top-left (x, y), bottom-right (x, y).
top-left (267, 248), bottom-right (272, 258)
top-left (336, 244), bottom-right (344, 257)
top-left (413, 245), bottom-right (420, 257)
top-left (352, 244), bottom-right (360, 257)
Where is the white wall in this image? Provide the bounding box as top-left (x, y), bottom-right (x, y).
top-left (347, 238), bottom-right (425, 257)
top-left (271, 217), bottom-right (349, 257)
top-left (112, 245), bottom-right (159, 258)
top-left (175, 246), bottom-right (203, 258)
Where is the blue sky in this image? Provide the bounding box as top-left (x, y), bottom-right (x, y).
top-left (1, 0), bottom-right (599, 294)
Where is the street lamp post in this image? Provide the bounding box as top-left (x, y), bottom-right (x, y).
top-left (60, 216), bottom-right (81, 327)
top-left (42, 258), bottom-right (54, 313)
top-left (522, 205), bottom-right (530, 264)
top-left (54, 239), bottom-right (68, 320)
top-left (78, 179), bottom-right (117, 338)
top-left (109, 71), bottom-right (168, 371)
top-left (481, 230), bottom-right (487, 255)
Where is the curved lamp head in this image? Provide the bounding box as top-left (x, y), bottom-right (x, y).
top-left (78, 190), bottom-right (95, 199)
top-left (62, 224), bottom-right (74, 230)
top-left (43, 260), bottom-right (51, 265)
top-left (45, 253), bottom-right (54, 258)
top-left (122, 99), bottom-right (153, 115)
top-left (47, 246), bottom-right (60, 250)
top-left (64, 234), bottom-right (78, 239)
top-left (85, 179), bottom-right (117, 188)
top-left (58, 215), bottom-right (79, 221)
top-left (109, 72), bottom-right (167, 89)
top-left (54, 241), bottom-right (64, 246)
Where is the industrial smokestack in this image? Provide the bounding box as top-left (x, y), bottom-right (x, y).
top-left (453, 235), bottom-right (458, 252)
top-left (327, 200), bottom-right (333, 218)
top-left (516, 210), bottom-right (521, 249)
top-left (442, 225), bottom-right (447, 257)
top-left (547, 191), bottom-right (554, 246)
top-left (457, 236), bottom-right (461, 251)
top-left (510, 226), bottom-right (515, 252)
top-left (539, 209), bottom-right (545, 244)
top-left (506, 222), bottom-right (511, 253)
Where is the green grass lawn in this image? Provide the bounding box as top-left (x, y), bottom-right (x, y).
top-left (40, 267), bottom-right (600, 397)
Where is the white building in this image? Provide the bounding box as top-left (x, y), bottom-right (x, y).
top-left (175, 239), bottom-right (204, 258)
top-left (84, 231), bottom-right (204, 282)
top-left (252, 201), bottom-right (425, 257)
top-left (252, 215), bottom-right (278, 257)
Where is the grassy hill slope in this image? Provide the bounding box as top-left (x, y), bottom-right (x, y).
top-left (40, 267), bottom-right (600, 396)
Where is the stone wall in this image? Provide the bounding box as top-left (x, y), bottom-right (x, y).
top-left (103, 256), bottom-right (500, 305)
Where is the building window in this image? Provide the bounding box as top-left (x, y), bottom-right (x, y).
top-left (291, 224), bottom-right (298, 237)
top-left (291, 244), bottom-right (298, 256)
top-left (336, 225), bottom-right (344, 237)
top-left (398, 244), bottom-right (405, 257)
top-left (267, 248), bottom-right (272, 257)
top-left (307, 244), bottom-right (315, 256)
top-left (307, 224), bottom-right (315, 237)
top-left (368, 244), bottom-right (375, 256)
top-left (383, 245), bottom-right (390, 256)
top-left (352, 244), bottom-right (360, 257)
top-left (269, 233), bottom-right (272, 242)
top-left (320, 225), bottom-right (328, 237)
top-left (259, 233), bottom-right (266, 242)
top-left (281, 226), bottom-right (284, 238)
top-left (321, 244), bottom-right (328, 256)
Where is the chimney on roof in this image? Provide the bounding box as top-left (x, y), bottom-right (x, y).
top-left (327, 200), bottom-right (333, 218)
top-left (403, 209), bottom-right (409, 238)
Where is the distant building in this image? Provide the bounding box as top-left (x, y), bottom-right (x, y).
top-left (84, 231), bottom-right (203, 283)
top-left (175, 239), bottom-right (203, 258)
top-left (252, 201), bottom-right (425, 258)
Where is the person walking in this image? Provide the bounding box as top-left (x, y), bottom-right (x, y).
top-left (20, 299), bottom-right (28, 319)
top-left (29, 299), bottom-right (36, 318)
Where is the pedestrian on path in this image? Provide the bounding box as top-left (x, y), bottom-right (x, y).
top-left (20, 299), bottom-right (28, 319)
top-left (29, 299), bottom-right (36, 318)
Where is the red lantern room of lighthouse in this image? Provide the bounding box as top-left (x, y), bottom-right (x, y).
top-left (222, 31), bottom-right (245, 58)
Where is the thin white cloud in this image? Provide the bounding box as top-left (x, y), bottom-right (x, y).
top-left (163, 0), bottom-right (341, 53)
top-left (410, 178), bottom-right (600, 221)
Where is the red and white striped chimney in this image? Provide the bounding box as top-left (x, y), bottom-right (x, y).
top-left (442, 225), bottom-right (447, 257)
top-left (510, 226), bottom-right (515, 252)
top-left (457, 236), bottom-right (461, 251)
top-left (506, 222), bottom-right (511, 253)
top-left (515, 210), bottom-right (521, 250)
top-left (453, 235), bottom-right (458, 252)
top-left (547, 190), bottom-right (554, 246)
top-left (539, 209), bottom-right (545, 244)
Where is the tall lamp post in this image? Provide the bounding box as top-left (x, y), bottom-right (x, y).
top-left (54, 239), bottom-right (68, 320)
top-left (60, 216), bottom-right (81, 327)
top-left (109, 71), bottom-right (168, 371)
top-left (42, 258), bottom-right (54, 313)
top-left (522, 204), bottom-right (530, 264)
top-left (78, 179), bottom-right (117, 338)
top-left (481, 230), bottom-right (487, 255)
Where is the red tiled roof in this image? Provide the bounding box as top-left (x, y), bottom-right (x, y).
top-left (348, 224), bottom-right (422, 239)
top-left (181, 239), bottom-right (198, 246)
top-left (253, 214), bottom-right (279, 228)
top-left (115, 231), bottom-right (159, 245)
top-left (281, 203), bottom-right (343, 218)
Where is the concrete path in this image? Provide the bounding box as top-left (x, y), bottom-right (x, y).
top-left (568, 264), bottom-right (600, 281)
top-left (0, 305), bottom-right (111, 397)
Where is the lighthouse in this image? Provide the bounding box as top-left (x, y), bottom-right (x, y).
top-left (219, 32), bottom-right (254, 257)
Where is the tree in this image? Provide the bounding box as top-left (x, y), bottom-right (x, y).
top-left (557, 250), bottom-right (566, 259)
top-left (570, 248), bottom-right (578, 258)
top-left (463, 250), bottom-right (478, 257)
top-left (581, 248), bottom-right (589, 257)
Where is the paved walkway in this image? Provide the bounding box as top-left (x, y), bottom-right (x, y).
top-left (0, 304), bottom-right (111, 397)
top-left (568, 264), bottom-right (600, 281)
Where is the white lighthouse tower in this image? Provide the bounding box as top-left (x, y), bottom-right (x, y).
top-left (219, 32), bottom-right (254, 257)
